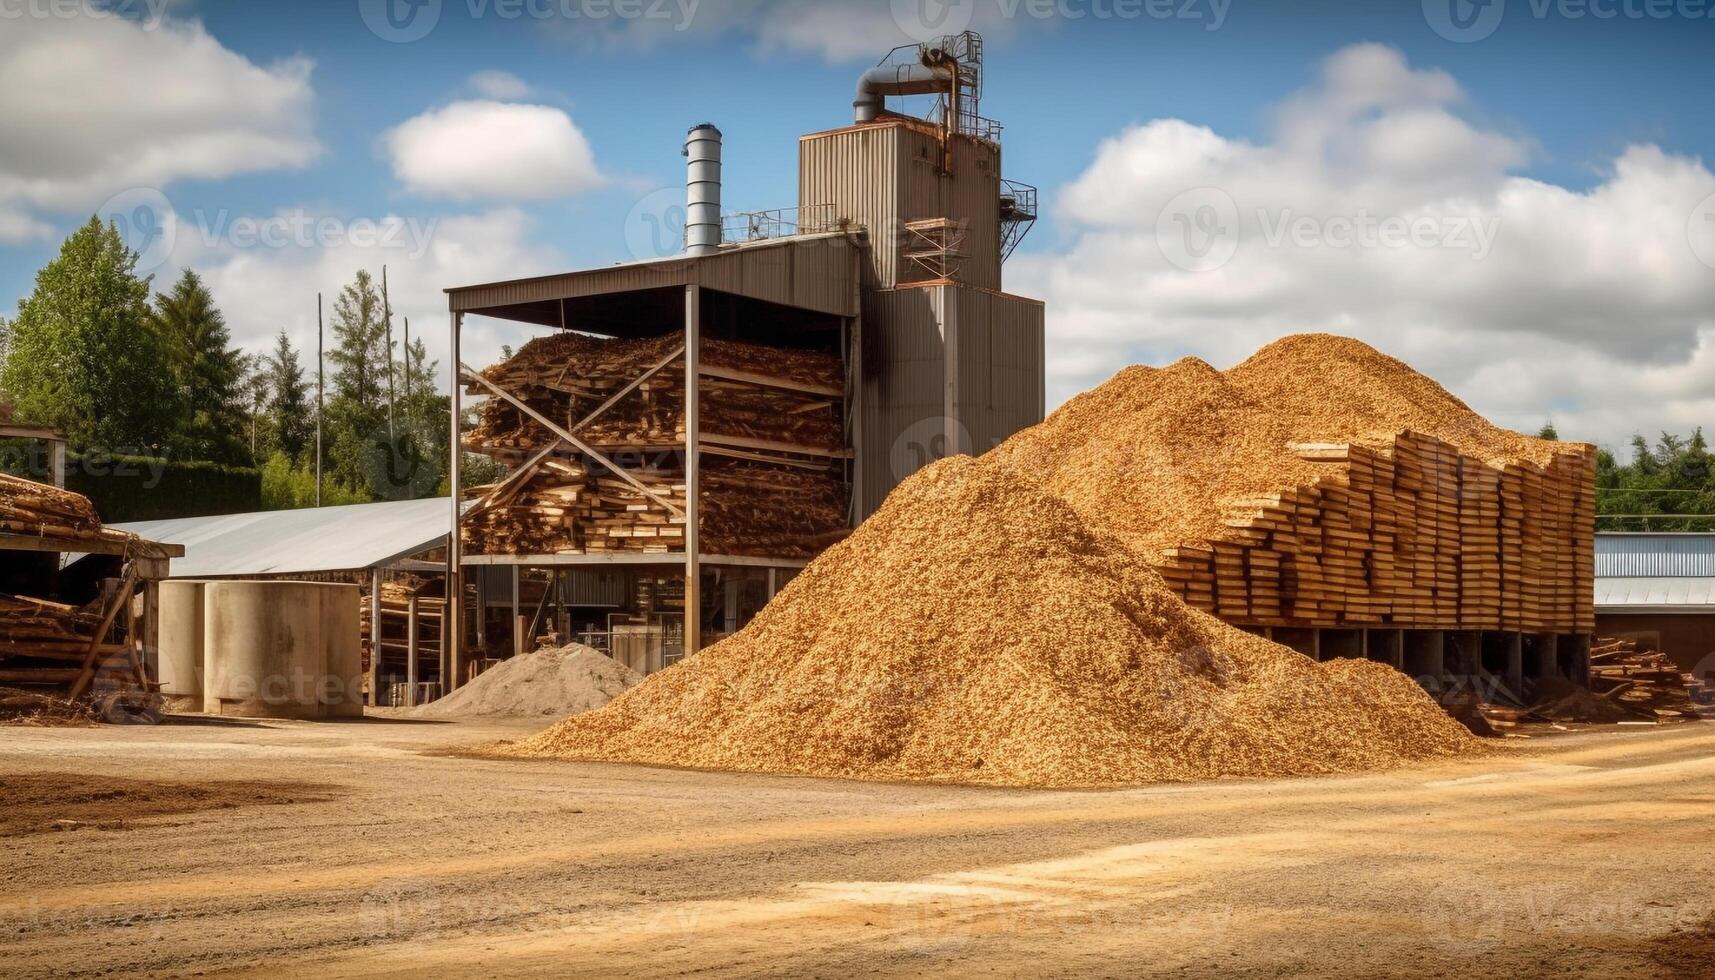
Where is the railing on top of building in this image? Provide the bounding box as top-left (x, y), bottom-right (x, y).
top-left (722, 203), bottom-right (838, 244)
top-left (928, 95), bottom-right (1004, 143)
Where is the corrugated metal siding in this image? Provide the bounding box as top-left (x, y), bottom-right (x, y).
top-left (800, 124), bottom-right (1001, 292)
top-left (856, 284), bottom-right (1044, 518)
top-left (858, 287), bottom-right (944, 516)
top-left (562, 569), bottom-right (628, 607)
top-left (801, 126), bottom-right (903, 289)
top-left (1596, 533), bottom-right (1715, 577)
top-left (950, 286), bottom-right (1045, 454)
top-left (447, 234), bottom-right (860, 318)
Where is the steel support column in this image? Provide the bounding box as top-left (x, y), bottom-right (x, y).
top-left (684, 285), bottom-right (702, 660)
top-left (448, 310), bottom-right (463, 691)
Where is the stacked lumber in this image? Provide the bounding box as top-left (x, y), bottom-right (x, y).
top-left (469, 331), bottom-right (845, 454)
top-left (361, 581), bottom-right (445, 684)
top-left (996, 335), bottom-right (1596, 635)
top-left (463, 331), bottom-right (851, 559)
top-left (1153, 432), bottom-right (1596, 631)
top-left (1587, 636), bottom-right (1709, 721)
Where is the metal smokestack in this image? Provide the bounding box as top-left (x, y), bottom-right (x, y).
top-left (684, 123), bottom-right (722, 256)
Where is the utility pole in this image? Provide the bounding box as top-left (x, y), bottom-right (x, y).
top-left (316, 292), bottom-right (324, 508)
top-left (402, 316), bottom-right (412, 405)
top-left (382, 265), bottom-right (397, 444)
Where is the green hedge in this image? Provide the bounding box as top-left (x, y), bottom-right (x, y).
top-left (65, 453), bottom-right (261, 523)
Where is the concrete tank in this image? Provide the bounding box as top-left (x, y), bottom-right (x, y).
top-left (321, 585), bottom-right (364, 719)
top-left (157, 580), bottom-right (208, 709)
top-left (203, 581), bottom-right (364, 720)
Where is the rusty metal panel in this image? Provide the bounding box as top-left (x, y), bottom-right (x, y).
top-left (445, 234), bottom-right (860, 319)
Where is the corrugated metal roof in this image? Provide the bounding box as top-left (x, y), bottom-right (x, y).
top-left (111, 498), bottom-right (454, 578)
top-left (445, 233), bottom-right (862, 321)
top-left (1595, 532), bottom-right (1715, 577)
top-left (1595, 576), bottom-right (1715, 611)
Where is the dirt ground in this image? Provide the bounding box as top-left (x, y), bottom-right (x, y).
top-left (1, 716), bottom-right (1713, 979)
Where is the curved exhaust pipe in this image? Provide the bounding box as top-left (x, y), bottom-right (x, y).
top-left (853, 42), bottom-right (959, 123)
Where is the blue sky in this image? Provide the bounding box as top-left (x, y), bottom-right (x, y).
top-left (1, 0), bottom-right (1712, 448)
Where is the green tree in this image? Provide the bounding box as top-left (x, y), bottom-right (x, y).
top-left (263, 330), bottom-right (313, 462)
top-left (1598, 429), bottom-right (1715, 531)
top-left (1537, 421), bottom-right (1559, 441)
top-left (240, 352), bottom-right (271, 462)
top-left (0, 217), bottom-right (180, 452)
top-left (260, 450), bottom-right (370, 510)
top-left (325, 269), bottom-right (392, 495)
top-left (153, 268), bottom-right (247, 462)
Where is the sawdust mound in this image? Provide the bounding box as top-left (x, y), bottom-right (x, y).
top-left (413, 645), bottom-right (641, 719)
top-left (994, 333), bottom-right (1568, 556)
top-left (504, 456), bottom-right (1477, 786)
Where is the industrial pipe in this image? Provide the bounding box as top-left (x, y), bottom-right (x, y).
top-left (853, 62), bottom-right (956, 123)
top-left (684, 123), bottom-right (722, 256)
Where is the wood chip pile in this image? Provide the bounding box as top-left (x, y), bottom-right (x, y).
top-left (463, 331), bottom-right (850, 558)
top-left (503, 455), bottom-right (1480, 787)
top-left (994, 334), bottom-right (1596, 633)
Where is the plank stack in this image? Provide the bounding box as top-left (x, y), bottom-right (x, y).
top-left (1152, 432), bottom-right (1597, 631)
top-left (463, 331), bottom-right (850, 559)
top-left (360, 581), bottom-right (445, 691)
top-left (992, 334), bottom-right (1598, 637)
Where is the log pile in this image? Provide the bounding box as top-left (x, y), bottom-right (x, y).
top-left (1152, 432), bottom-right (1596, 632)
top-left (463, 331), bottom-right (851, 559)
top-left (1587, 636), bottom-right (1709, 721)
top-left (0, 476), bottom-right (164, 701)
top-left (0, 590), bottom-right (143, 696)
top-left (0, 473), bottom-right (170, 557)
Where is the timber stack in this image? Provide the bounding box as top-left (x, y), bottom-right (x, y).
top-left (992, 333), bottom-right (1598, 636)
top-left (462, 330), bottom-right (850, 558)
top-left (0, 474), bottom-right (172, 701)
top-left (1152, 433), bottom-right (1596, 631)
top-left (360, 580), bottom-right (445, 691)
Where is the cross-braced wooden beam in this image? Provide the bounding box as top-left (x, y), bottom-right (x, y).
top-left (461, 363), bottom-right (687, 520)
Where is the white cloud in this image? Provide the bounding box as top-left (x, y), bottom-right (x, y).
top-left (1011, 43), bottom-right (1715, 452)
top-left (0, 12), bottom-right (318, 225)
top-left (540, 0), bottom-right (1033, 63)
top-left (468, 70), bottom-right (534, 100)
top-left (0, 206), bottom-right (54, 244)
top-left (179, 208), bottom-right (565, 391)
top-left (383, 101), bottom-right (604, 201)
